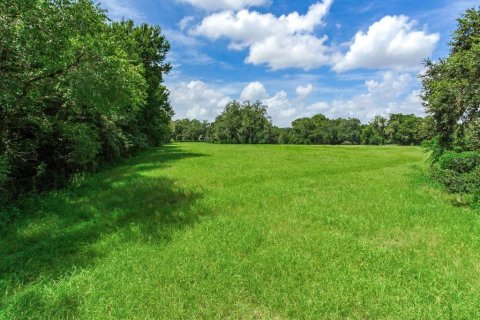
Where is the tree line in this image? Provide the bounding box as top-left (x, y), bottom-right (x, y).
top-left (0, 0), bottom-right (172, 204)
top-left (172, 101), bottom-right (432, 146)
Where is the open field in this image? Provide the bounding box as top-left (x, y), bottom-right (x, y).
top-left (1, 143), bottom-right (479, 319)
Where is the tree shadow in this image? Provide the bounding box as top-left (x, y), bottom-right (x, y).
top-left (0, 145), bottom-right (207, 303)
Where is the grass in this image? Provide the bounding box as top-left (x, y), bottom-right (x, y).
top-left (1, 143), bottom-right (480, 319)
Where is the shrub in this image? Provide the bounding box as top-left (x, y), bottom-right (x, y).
top-left (438, 151), bottom-right (480, 173)
top-left (432, 164), bottom-right (480, 195)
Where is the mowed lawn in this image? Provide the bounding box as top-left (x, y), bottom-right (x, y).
top-left (1, 143), bottom-right (480, 319)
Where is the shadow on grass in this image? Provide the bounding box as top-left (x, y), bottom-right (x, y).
top-left (0, 145), bottom-right (207, 301)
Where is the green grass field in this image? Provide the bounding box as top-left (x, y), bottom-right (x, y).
top-left (1, 143), bottom-right (479, 319)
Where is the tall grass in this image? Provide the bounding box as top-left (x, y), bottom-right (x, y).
top-left (1, 143), bottom-right (479, 319)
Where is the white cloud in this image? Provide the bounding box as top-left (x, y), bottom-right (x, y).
top-left (296, 84), bottom-right (314, 100)
top-left (192, 1), bottom-right (334, 70)
top-left (237, 82), bottom-right (298, 126)
top-left (238, 82), bottom-right (298, 126)
top-left (191, 5), bottom-right (437, 72)
top-left (316, 72), bottom-right (424, 121)
top-left (179, 0), bottom-right (269, 11)
top-left (168, 73), bottom-right (424, 127)
top-left (264, 91), bottom-right (298, 126)
top-left (333, 15), bottom-right (440, 72)
top-left (306, 101), bottom-right (330, 113)
top-left (169, 81), bottom-right (231, 120)
top-left (241, 81), bottom-right (268, 101)
top-left (240, 73), bottom-right (423, 126)
top-left (99, 0), bottom-right (144, 21)
top-left (179, 16), bottom-right (196, 31)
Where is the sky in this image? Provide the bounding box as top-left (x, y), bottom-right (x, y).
top-left (99, 0), bottom-right (478, 127)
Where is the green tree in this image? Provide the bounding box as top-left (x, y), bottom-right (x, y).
top-left (111, 21), bottom-right (172, 147)
top-left (291, 117), bottom-right (316, 144)
top-left (211, 101), bottom-right (273, 144)
top-left (172, 119), bottom-right (209, 142)
top-left (0, 0), bottom-right (172, 201)
top-left (291, 115), bottom-right (362, 145)
top-left (387, 114), bottom-right (424, 145)
top-left (421, 7), bottom-right (480, 154)
top-left (361, 116), bottom-right (388, 145)
top-left (336, 118), bottom-right (362, 145)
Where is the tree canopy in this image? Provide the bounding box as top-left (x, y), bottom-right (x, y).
top-left (209, 101), bottom-right (274, 144)
top-left (0, 0), bottom-right (172, 202)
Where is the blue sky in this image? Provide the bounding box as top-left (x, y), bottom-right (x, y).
top-left (99, 0), bottom-right (478, 126)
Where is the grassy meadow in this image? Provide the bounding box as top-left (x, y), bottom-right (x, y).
top-left (1, 143), bottom-right (480, 319)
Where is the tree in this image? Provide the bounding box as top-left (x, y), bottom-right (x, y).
top-left (172, 119), bottom-right (208, 142)
top-left (361, 116), bottom-right (388, 145)
top-left (0, 0), bottom-right (172, 201)
top-left (420, 7), bottom-right (480, 154)
top-left (290, 115), bottom-right (362, 145)
top-left (336, 118), bottom-right (362, 145)
top-left (291, 117), bottom-right (316, 144)
top-left (210, 101), bottom-right (273, 144)
top-left (387, 114), bottom-right (424, 145)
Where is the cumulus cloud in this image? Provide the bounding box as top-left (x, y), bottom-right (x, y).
top-left (238, 82), bottom-right (300, 126)
top-left (318, 72), bottom-right (424, 121)
top-left (179, 0), bottom-right (270, 11)
top-left (167, 73), bottom-right (423, 127)
top-left (333, 15), bottom-right (440, 72)
top-left (169, 81), bottom-right (231, 120)
top-left (192, 1), bottom-right (334, 70)
top-left (237, 82), bottom-right (300, 126)
top-left (296, 84), bottom-right (314, 100)
top-left (241, 81), bottom-right (268, 100)
top-left (191, 4), bottom-right (438, 72)
top-left (264, 91), bottom-right (298, 126)
top-left (237, 73), bottom-right (423, 126)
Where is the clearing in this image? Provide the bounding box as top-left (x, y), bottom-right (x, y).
top-left (1, 143), bottom-right (479, 319)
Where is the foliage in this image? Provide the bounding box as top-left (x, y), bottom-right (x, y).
top-left (361, 114), bottom-right (430, 146)
top-left (288, 115), bottom-right (362, 145)
top-left (173, 108), bottom-right (430, 146)
top-left (432, 166), bottom-right (479, 194)
top-left (438, 151), bottom-right (480, 173)
top-left (420, 7), bottom-right (480, 152)
top-left (386, 114), bottom-right (426, 145)
top-left (361, 116), bottom-right (387, 145)
top-left (433, 151), bottom-right (480, 200)
top-left (420, 7), bottom-right (480, 205)
top-left (274, 126), bottom-right (294, 144)
top-left (209, 101), bottom-right (273, 144)
top-left (0, 0), bottom-right (172, 201)
top-left (0, 156), bottom-right (9, 204)
top-left (172, 119), bottom-right (209, 142)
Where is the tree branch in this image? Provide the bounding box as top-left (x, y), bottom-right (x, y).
top-left (20, 52), bottom-right (86, 99)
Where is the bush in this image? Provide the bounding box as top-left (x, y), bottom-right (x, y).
top-left (433, 169), bottom-right (477, 193)
top-left (438, 151), bottom-right (480, 173)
